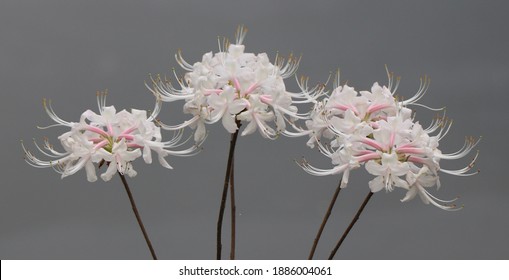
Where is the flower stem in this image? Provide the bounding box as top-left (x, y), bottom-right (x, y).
top-left (328, 191), bottom-right (374, 260)
top-left (229, 156), bottom-right (236, 260)
top-left (308, 178), bottom-right (342, 260)
top-left (118, 172), bottom-right (158, 260)
top-left (217, 122), bottom-right (241, 260)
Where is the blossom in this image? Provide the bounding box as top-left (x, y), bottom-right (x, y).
top-left (23, 92), bottom-right (201, 182)
top-left (147, 26), bottom-right (321, 141)
top-left (298, 71), bottom-right (480, 210)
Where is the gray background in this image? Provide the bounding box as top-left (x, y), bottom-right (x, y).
top-left (1, 0), bottom-right (507, 259)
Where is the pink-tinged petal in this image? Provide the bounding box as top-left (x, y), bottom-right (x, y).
top-left (233, 77), bottom-right (242, 91)
top-left (85, 125), bottom-right (109, 138)
top-left (396, 147), bottom-right (426, 154)
top-left (127, 143), bottom-right (144, 149)
top-left (356, 152), bottom-right (381, 163)
top-left (244, 83), bottom-right (259, 95)
top-left (118, 134), bottom-right (135, 141)
top-left (361, 138), bottom-right (385, 151)
top-left (259, 94), bottom-right (273, 104)
top-left (107, 123), bottom-right (114, 136)
top-left (121, 126), bottom-right (138, 135)
top-left (389, 132), bottom-right (395, 148)
top-left (367, 103), bottom-right (391, 114)
top-left (94, 140), bottom-right (109, 150)
top-left (89, 138), bottom-right (104, 143)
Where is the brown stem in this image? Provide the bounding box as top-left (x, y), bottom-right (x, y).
top-left (216, 122), bottom-right (241, 260)
top-left (118, 172), bottom-right (158, 260)
top-left (308, 178), bottom-right (342, 260)
top-left (328, 191), bottom-right (374, 260)
top-left (229, 156), bottom-right (236, 260)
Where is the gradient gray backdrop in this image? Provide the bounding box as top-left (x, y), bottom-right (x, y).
top-left (1, 0), bottom-right (507, 259)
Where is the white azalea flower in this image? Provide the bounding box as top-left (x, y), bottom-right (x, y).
top-left (23, 92), bottom-right (201, 182)
top-left (365, 152), bottom-right (410, 192)
top-left (298, 71), bottom-right (480, 210)
top-left (400, 166), bottom-right (460, 210)
top-left (148, 25), bottom-right (318, 141)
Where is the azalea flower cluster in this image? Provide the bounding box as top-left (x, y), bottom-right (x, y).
top-left (298, 73), bottom-right (480, 210)
top-left (23, 92), bottom-right (200, 182)
top-left (147, 26), bottom-right (319, 141)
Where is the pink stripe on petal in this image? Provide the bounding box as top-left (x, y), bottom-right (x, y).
top-left (233, 78), bottom-right (242, 91)
top-left (121, 126), bottom-right (137, 135)
top-left (107, 123), bottom-right (114, 136)
top-left (356, 152), bottom-right (381, 163)
top-left (85, 125), bottom-right (109, 137)
top-left (361, 138), bottom-right (385, 151)
top-left (367, 104), bottom-right (391, 114)
top-left (389, 132), bottom-right (396, 148)
top-left (259, 95), bottom-right (273, 104)
top-left (94, 140), bottom-right (109, 150)
top-left (397, 147), bottom-right (426, 155)
top-left (118, 134), bottom-right (134, 141)
top-left (407, 156), bottom-right (426, 164)
top-left (127, 143), bottom-right (144, 149)
top-left (244, 83), bottom-right (259, 95)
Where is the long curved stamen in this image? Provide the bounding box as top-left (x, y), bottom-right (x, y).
top-left (33, 139), bottom-right (62, 158)
top-left (401, 76), bottom-right (430, 106)
top-left (42, 99), bottom-right (72, 127)
top-left (440, 150), bottom-right (480, 176)
top-left (175, 49), bottom-right (193, 71)
top-left (297, 159), bottom-right (348, 176)
top-left (438, 137), bottom-right (481, 160)
top-left (157, 115), bottom-right (200, 130)
top-left (418, 185), bottom-right (462, 211)
top-left (84, 125), bottom-right (110, 138)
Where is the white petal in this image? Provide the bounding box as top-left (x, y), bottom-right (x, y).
top-left (400, 187), bottom-right (418, 202)
top-left (365, 161), bottom-right (386, 176)
top-left (100, 161), bottom-right (117, 181)
top-left (194, 121), bottom-right (206, 143)
top-left (369, 176), bottom-right (385, 192)
top-left (229, 99), bottom-right (248, 114)
top-left (222, 114), bottom-right (238, 133)
top-left (241, 120), bottom-right (257, 136)
top-left (143, 146), bottom-right (152, 164)
top-left (158, 155), bottom-right (173, 169)
top-left (85, 160), bottom-right (97, 182)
